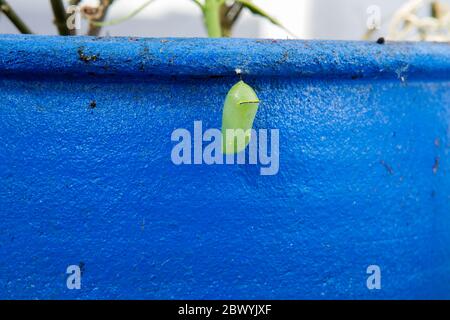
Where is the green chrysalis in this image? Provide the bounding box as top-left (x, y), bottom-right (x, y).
top-left (221, 80), bottom-right (260, 155)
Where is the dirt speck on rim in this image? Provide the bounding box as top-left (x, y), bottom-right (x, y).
top-left (434, 138), bottom-right (441, 147)
top-left (380, 160), bottom-right (394, 175)
top-left (77, 47), bottom-right (99, 63)
top-left (433, 157), bottom-right (440, 174)
top-left (255, 39), bottom-right (279, 44)
top-left (376, 37), bottom-right (385, 45)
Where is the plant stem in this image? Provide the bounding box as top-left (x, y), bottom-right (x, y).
top-left (50, 0), bottom-right (71, 35)
top-left (0, 0), bottom-right (32, 34)
top-left (87, 0), bottom-right (114, 36)
top-left (431, 1), bottom-right (442, 18)
top-left (204, 0), bottom-right (222, 37)
top-left (220, 2), bottom-right (243, 37)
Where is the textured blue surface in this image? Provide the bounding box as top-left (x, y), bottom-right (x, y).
top-left (0, 35), bottom-right (449, 299)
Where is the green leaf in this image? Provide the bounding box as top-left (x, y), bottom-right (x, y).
top-left (235, 0), bottom-right (296, 37)
top-left (190, 0), bottom-right (204, 10)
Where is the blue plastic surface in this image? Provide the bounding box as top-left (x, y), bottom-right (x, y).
top-left (0, 35), bottom-right (449, 299)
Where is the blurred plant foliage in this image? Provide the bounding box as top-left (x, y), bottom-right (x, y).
top-left (0, 0), bottom-right (292, 37)
top-left (365, 0), bottom-right (450, 41)
top-left (389, 0), bottom-right (450, 41)
top-left (2, 0), bottom-right (449, 40)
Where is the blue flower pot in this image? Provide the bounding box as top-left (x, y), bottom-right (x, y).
top-left (0, 35), bottom-right (449, 299)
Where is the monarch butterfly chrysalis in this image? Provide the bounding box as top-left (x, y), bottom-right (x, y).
top-left (221, 80), bottom-right (260, 154)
